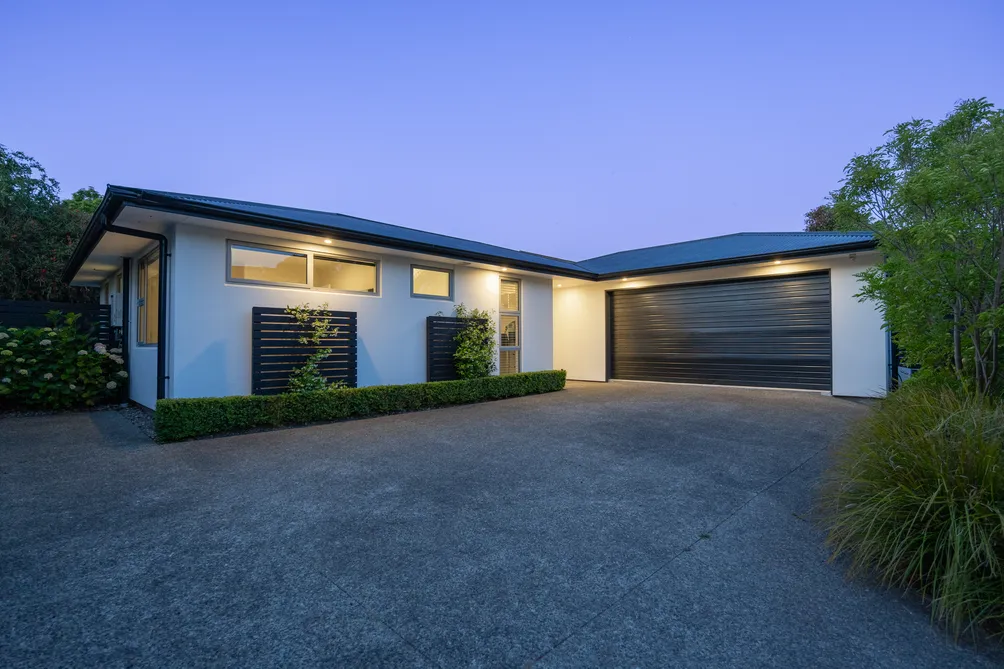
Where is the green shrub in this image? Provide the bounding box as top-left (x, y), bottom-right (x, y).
top-left (155, 370), bottom-right (566, 442)
top-left (452, 303), bottom-right (497, 379)
top-left (0, 312), bottom-right (127, 409)
top-left (822, 383), bottom-right (1004, 637)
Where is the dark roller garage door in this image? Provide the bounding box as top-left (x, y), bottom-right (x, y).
top-left (609, 271), bottom-right (831, 390)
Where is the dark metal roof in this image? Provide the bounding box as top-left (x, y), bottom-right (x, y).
top-left (577, 232), bottom-right (876, 276)
top-left (63, 186), bottom-right (877, 283)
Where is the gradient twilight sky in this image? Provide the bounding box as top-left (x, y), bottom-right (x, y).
top-left (4, 1), bottom-right (1002, 260)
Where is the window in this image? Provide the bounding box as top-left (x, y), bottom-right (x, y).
top-left (226, 240), bottom-right (380, 294)
top-left (314, 256), bottom-right (378, 293)
top-left (411, 266), bottom-right (453, 300)
top-left (229, 243), bottom-right (307, 286)
top-left (499, 278), bottom-right (520, 375)
top-left (138, 251), bottom-right (159, 345)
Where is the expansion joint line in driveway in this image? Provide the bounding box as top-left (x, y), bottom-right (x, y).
top-left (327, 580), bottom-right (446, 669)
top-left (531, 441), bottom-right (832, 665)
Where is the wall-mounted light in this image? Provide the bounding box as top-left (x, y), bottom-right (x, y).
top-left (621, 277), bottom-right (628, 281)
top-left (323, 239), bottom-right (333, 244)
top-left (556, 283), bottom-right (562, 288)
top-left (773, 260), bottom-right (781, 265)
top-left (500, 267), bottom-right (508, 272)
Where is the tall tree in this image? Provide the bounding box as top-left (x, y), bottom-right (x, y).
top-left (63, 186), bottom-right (102, 214)
top-left (803, 204), bottom-right (837, 231)
top-left (0, 145), bottom-right (96, 302)
top-left (835, 98), bottom-right (1004, 394)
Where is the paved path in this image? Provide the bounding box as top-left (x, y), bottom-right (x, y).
top-left (1, 382), bottom-right (998, 667)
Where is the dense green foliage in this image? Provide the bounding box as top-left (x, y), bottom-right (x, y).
top-left (154, 370), bottom-right (566, 441)
top-left (452, 303), bottom-right (497, 379)
top-left (823, 380), bottom-right (1004, 637)
top-left (284, 302), bottom-right (344, 393)
top-left (803, 204), bottom-right (838, 232)
top-left (0, 144), bottom-right (97, 302)
top-left (832, 99), bottom-right (1004, 394)
top-left (0, 313), bottom-right (127, 409)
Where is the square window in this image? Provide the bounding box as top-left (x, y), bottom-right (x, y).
top-left (412, 266), bottom-right (452, 299)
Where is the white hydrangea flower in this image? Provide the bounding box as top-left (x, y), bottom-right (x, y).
top-left (106, 381), bottom-right (117, 390)
top-left (0, 377), bottom-right (9, 384)
top-left (41, 327), bottom-right (52, 332)
top-left (17, 369), bottom-right (28, 376)
top-left (69, 384), bottom-right (77, 390)
top-left (110, 347), bottom-right (122, 354)
top-left (0, 349), bottom-right (11, 357)
top-left (6, 341), bottom-right (17, 348)
top-left (0, 332), bottom-right (8, 340)
top-left (94, 343), bottom-right (108, 355)
top-left (117, 370), bottom-right (129, 378)
top-left (77, 350), bottom-right (88, 356)
top-left (40, 339), bottom-right (52, 346)
top-left (43, 373), bottom-right (53, 380)
top-left (110, 355), bottom-right (124, 365)
top-left (6, 328), bottom-right (16, 333)
top-left (15, 357), bottom-right (24, 363)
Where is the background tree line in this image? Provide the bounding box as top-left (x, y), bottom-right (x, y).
top-left (0, 144), bottom-right (101, 302)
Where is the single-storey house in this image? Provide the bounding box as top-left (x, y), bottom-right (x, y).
top-left (63, 186), bottom-right (888, 409)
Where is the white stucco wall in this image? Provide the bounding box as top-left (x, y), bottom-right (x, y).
top-left (553, 253), bottom-right (888, 397)
top-left (165, 225), bottom-right (554, 400)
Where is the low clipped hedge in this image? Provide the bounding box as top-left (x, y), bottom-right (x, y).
top-left (155, 370), bottom-right (566, 442)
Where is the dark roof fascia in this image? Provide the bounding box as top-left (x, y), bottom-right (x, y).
top-left (61, 187), bottom-right (131, 283)
top-left (67, 187), bottom-right (598, 281)
top-left (588, 240), bottom-right (879, 280)
top-left (62, 186), bottom-right (879, 285)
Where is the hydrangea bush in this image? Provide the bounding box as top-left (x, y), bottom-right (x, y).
top-left (0, 312), bottom-right (127, 410)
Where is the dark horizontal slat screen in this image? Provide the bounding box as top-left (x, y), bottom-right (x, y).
top-left (252, 307), bottom-right (357, 395)
top-left (609, 272), bottom-right (831, 391)
top-left (427, 316), bottom-right (467, 382)
top-left (0, 299), bottom-right (112, 344)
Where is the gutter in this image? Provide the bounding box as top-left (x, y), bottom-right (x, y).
top-left (63, 185), bottom-right (878, 295)
top-left (586, 240), bottom-right (878, 280)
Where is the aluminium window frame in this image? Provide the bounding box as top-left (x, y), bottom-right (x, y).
top-left (226, 240), bottom-right (309, 289)
top-left (499, 277), bottom-right (521, 375)
top-left (410, 264), bottom-right (454, 301)
top-left (313, 253), bottom-right (381, 295)
top-left (137, 248), bottom-right (160, 347)
top-left (225, 239), bottom-right (381, 296)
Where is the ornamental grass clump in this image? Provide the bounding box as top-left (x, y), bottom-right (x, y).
top-left (822, 382), bottom-right (1004, 638)
top-left (0, 311), bottom-right (126, 410)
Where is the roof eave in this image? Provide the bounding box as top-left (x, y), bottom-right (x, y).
top-left (61, 185), bottom-right (134, 284)
top-left (66, 187), bottom-right (598, 281)
top-left (590, 240), bottom-right (879, 280)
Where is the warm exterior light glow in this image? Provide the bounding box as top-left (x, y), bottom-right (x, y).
top-left (501, 267), bottom-right (508, 272)
top-left (621, 277), bottom-right (628, 281)
top-left (556, 283), bottom-right (562, 287)
top-left (324, 239), bottom-right (333, 244)
top-left (774, 260), bottom-right (781, 265)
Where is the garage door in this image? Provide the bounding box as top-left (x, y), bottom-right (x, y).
top-left (609, 272), bottom-right (831, 390)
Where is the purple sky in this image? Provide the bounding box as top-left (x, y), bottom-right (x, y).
top-left (4, 1), bottom-right (1002, 261)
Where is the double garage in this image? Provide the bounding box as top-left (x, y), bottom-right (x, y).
top-left (554, 256), bottom-right (887, 398)
top-left (608, 272), bottom-right (832, 391)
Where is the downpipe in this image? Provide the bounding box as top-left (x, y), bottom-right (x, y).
top-left (102, 216), bottom-right (170, 400)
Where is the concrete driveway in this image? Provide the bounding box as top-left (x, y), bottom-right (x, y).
top-left (1, 382), bottom-right (998, 668)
